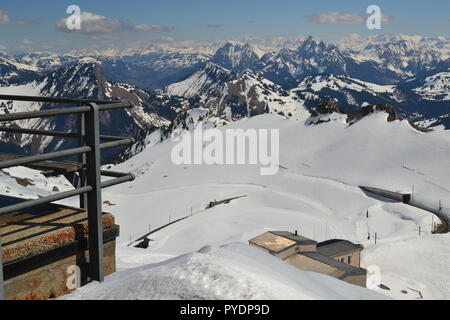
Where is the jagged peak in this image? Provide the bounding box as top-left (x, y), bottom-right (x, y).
top-left (203, 61), bottom-right (232, 74)
top-left (76, 56), bottom-right (101, 65)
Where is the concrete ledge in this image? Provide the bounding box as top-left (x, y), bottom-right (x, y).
top-left (0, 195), bottom-right (119, 300)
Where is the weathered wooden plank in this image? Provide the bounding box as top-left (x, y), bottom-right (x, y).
top-left (0, 154), bottom-right (83, 173)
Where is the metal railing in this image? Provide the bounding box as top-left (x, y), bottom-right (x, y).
top-left (0, 95), bottom-right (137, 299)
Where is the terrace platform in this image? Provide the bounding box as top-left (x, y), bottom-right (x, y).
top-left (0, 195), bottom-right (119, 300)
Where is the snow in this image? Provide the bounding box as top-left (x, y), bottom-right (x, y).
top-left (296, 74), bottom-right (395, 95)
top-left (166, 64), bottom-right (310, 121)
top-left (166, 63), bottom-right (231, 98)
top-left (0, 167), bottom-right (73, 199)
top-left (0, 80), bottom-right (47, 113)
top-left (2, 111), bottom-right (449, 300)
top-left (414, 72), bottom-right (450, 101)
top-left (62, 243), bottom-right (386, 300)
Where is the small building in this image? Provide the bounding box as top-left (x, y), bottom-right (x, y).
top-left (317, 239), bottom-right (364, 268)
top-left (249, 231), bottom-right (317, 259)
top-left (249, 231), bottom-right (367, 287)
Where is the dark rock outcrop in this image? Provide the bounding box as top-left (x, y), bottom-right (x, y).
top-left (356, 104), bottom-right (398, 122)
top-left (313, 101), bottom-right (343, 116)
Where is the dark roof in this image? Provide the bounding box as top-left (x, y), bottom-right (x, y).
top-left (317, 239), bottom-right (363, 257)
top-left (270, 231), bottom-right (317, 245)
top-left (301, 252), bottom-right (367, 278)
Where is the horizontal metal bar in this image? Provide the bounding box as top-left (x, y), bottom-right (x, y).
top-left (98, 102), bottom-right (133, 111)
top-left (100, 135), bottom-right (134, 142)
top-left (0, 102), bottom-right (133, 122)
top-left (0, 106), bottom-right (90, 122)
top-left (0, 126), bottom-right (134, 142)
top-left (0, 126), bottom-right (77, 139)
top-left (99, 138), bottom-right (135, 150)
top-left (0, 94), bottom-right (122, 105)
top-left (0, 146), bottom-right (91, 170)
top-left (101, 174), bottom-right (135, 189)
top-left (101, 170), bottom-right (133, 178)
top-left (0, 186), bottom-right (93, 216)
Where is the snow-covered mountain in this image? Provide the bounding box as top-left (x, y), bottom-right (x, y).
top-left (211, 42), bottom-right (266, 71)
top-left (261, 37), bottom-right (348, 86)
top-left (0, 52), bottom-right (41, 85)
top-left (339, 34), bottom-right (449, 79)
top-left (165, 63), bottom-right (310, 122)
top-left (14, 52), bottom-right (77, 71)
top-left (0, 58), bottom-right (170, 156)
top-left (95, 52), bottom-right (210, 90)
top-left (291, 74), bottom-right (401, 114)
top-left (412, 71), bottom-right (450, 101)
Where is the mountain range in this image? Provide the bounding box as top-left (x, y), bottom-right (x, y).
top-left (1, 34), bottom-right (450, 160)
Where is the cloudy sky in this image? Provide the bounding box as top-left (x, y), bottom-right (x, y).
top-left (1, 0), bottom-right (450, 53)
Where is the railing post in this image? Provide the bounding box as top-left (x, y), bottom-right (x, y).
top-left (0, 233), bottom-right (5, 300)
top-left (85, 103), bottom-right (104, 282)
top-left (77, 113), bottom-right (87, 209)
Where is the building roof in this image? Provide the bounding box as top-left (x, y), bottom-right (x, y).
top-left (317, 239), bottom-right (363, 257)
top-left (301, 252), bottom-right (367, 278)
top-left (270, 231), bottom-right (317, 245)
top-left (249, 231), bottom-right (316, 254)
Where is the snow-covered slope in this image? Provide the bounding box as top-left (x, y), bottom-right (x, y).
top-left (3, 112), bottom-right (450, 300)
top-left (54, 112), bottom-right (450, 300)
top-left (62, 243), bottom-right (386, 300)
top-left (166, 62), bottom-right (234, 98)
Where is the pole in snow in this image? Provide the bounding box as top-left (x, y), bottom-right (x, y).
top-left (366, 209), bottom-right (369, 218)
top-left (419, 226), bottom-right (421, 236)
top-left (375, 232), bottom-right (377, 245)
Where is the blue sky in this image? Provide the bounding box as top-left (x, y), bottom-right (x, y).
top-left (1, 0), bottom-right (450, 53)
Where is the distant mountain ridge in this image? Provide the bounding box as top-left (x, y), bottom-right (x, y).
top-left (1, 33), bottom-right (449, 161)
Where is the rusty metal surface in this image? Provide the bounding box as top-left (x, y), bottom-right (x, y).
top-left (0, 196), bottom-right (114, 264)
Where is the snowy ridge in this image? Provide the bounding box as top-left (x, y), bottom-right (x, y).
top-left (166, 62), bottom-right (233, 98)
top-left (62, 243), bottom-right (387, 300)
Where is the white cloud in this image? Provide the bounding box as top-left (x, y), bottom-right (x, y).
top-left (0, 9), bottom-right (38, 25)
top-left (381, 14), bottom-right (394, 23)
top-left (56, 11), bottom-right (168, 39)
top-left (307, 11), bottom-right (365, 25)
top-left (22, 39), bottom-right (34, 45)
top-left (0, 9), bottom-right (11, 24)
top-left (307, 11), bottom-right (393, 26)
